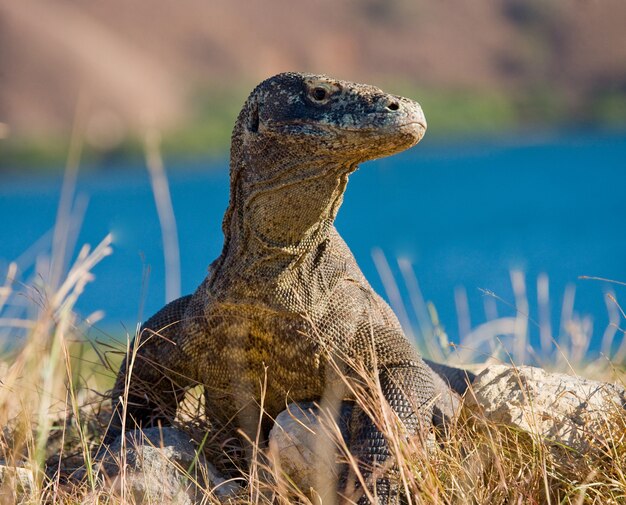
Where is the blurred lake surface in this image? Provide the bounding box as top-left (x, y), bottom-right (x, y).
top-left (1, 132), bottom-right (625, 354)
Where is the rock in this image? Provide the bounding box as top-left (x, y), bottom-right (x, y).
top-left (0, 464), bottom-right (34, 503)
top-left (465, 365), bottom-right (626, 452)
top-left (98, 427), bottom-right (240, 504)
top-left (94, 367), bottom-right (624, 501)
top-left (269, 401), bottom-right (352, 494)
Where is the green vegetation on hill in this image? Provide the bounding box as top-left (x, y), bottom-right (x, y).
top-left (2, 85), bottom-right (626, 170)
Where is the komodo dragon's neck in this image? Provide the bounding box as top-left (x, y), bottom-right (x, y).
top-left (211, 149), bottom-right (358, 286)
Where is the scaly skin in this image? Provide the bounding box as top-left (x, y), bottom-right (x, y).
top-left (109, 72), bottom-right (465, 503)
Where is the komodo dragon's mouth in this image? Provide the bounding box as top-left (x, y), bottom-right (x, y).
top-left (264, 118), bottom-right (426, 135)
top-left (391, 120), bottom-right (427, 133)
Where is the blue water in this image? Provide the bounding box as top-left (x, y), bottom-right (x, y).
top-left (1, 132), bottom-right (625, 354)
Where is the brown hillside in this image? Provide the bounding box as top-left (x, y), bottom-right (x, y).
top-left (1, 0), bottom-right (626, 143)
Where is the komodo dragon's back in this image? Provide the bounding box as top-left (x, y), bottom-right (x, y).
top-left (110, 72), bottom-right (459, 504)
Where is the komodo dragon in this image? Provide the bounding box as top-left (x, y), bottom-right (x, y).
top-left (109, 72), bottom-right (473, 503)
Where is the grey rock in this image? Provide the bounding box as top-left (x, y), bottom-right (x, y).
top-left (269, 401), bottom-right (352, 495)
top-left (0, 464), bottom-right (34, 504)
top-left (98, 427), bottom-right (240, 504)
top-left (465, 365), bottom-right (626, 452)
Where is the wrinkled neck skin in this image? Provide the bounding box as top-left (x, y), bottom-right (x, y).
top-left (210, 140), bottom-right (358, 291)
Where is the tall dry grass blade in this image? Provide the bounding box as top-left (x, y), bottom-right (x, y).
top-left (454, 285), bottom-right (471, 344)
top-left (372, 248), bottom-right (413, 340)
top-left (397, 258), bottom-right (446, 361)
top-left (609, 294), bottom-right (626, 364)
top-left (579, 276), bottom-right (626, 287)
top-left (49, 91), bottom-right (88, 293)
top-left (537, 272), bottom-right (552, 358)
top-left (558, 284), bottom-right (576, 357)
top-left (145, 129), bottom-right (181, 304)
top-left (510, 270), bottom-right (529, 364)
top-left (600, 290), bottom-right (620, 358)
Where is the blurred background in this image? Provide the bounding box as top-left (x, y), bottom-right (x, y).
top-left (3, 0), bottom-right (626, 161)
top-left (1, 0), bottom-right (626, 364)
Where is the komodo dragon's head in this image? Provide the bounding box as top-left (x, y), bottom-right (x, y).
top-left (224, 72), bottom-right (426, 249)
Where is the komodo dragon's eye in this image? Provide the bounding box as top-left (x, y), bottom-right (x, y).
top-left (312, 87), bottom-right (328, 101)
top-left (305, 80), bottom-right (339, 105)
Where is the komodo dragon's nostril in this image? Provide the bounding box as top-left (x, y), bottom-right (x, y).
top-left (386, 101), bottom-right (400, 111)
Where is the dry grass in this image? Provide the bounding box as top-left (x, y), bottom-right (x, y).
top-left (0, 143), bottom-right (624, 504)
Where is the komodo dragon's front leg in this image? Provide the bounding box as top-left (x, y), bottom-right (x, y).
top-left (107, 295), bottom-right (195, 442)
top-left (341, 324), bottom-right (434, 503)
top-left (349, 364), bottom-right (434, 504)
